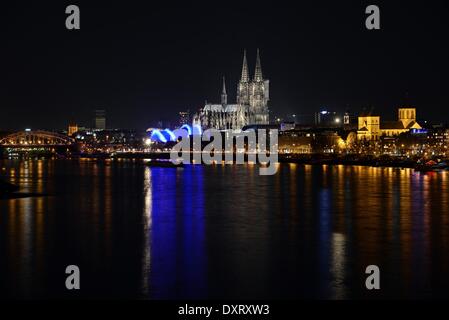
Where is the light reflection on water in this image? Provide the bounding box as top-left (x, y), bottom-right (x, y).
top-left (0, 160), bottom-right (449, 299)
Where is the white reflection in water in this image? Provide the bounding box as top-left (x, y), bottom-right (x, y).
top-left (331, 232), bottom-right (346, 299)
top-left (141, 167), bottom-right (152, 295)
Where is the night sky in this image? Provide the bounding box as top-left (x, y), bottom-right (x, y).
top-left (2, 1), bottom-right (449, 130)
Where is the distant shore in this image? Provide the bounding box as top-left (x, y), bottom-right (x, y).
top-left (1, 152), bottom-right (447, 170)
top-left (278, 154), bottom-right (419, 168)
top-left (108, 152), bottom-right (427, 169)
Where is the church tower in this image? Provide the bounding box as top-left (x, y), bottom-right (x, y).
top-left (254, 48), bottom-right (263, 82)
top-left (221, 76), bottom-right (227, 106)
top-left (398, 107), bottom-right (416, 128)
top-left (250, 49), bottom-right (269, 124)
top-left (237, 50), bottom-right (250, 105)
top-left (196, 49), bottom-right (271, 131)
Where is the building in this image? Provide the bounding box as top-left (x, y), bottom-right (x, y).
top-left (179, 111), bottom-right (190, 126)
top-left (74, 129), bottom-right (147, 153)
top-left (343, 110), bottom-right (358, 130)
top-left (426, 124), bottom-right (449, 155)
top-left (280, 122), bottom-right (295, 131)
top-left (278, 126), bottom-right (347, 154)
top-left (357, 115), bottom-right (381, 141)
top-left (381, 108), bottom-right (422, 137)
top-left (68, 123), bottom-right (78, 136)
top-left (193, 49), bottom-right (270, 131)
top-left (94, 109), bottom-right (106, 130)
top-left (357, 107), bottom-right (422, 141)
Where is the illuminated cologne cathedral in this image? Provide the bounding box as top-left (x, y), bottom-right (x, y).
top-left (193, 49), bottom-right (270, 131)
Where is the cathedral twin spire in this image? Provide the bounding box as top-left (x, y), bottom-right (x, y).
top-left (239, 49), bottom-right (263, 83)
top-left (221, 76), bottom-right (227, 106)
top-left (254, 49), bottom-right (263, 82)
top-left (199, 49), bottom-right (269, 130)
top-left (240, 50), bottom-right (250, 83)
top-left (221, 49), bottom-right (265, 107)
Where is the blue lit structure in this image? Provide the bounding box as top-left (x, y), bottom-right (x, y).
top-left (162, 129), bottom-right (176, 142)
top-left (193, 124), bottom-right (202, 135)
top-left (150, 130), bottom-right (167, 143)
top-left (411, 128), bottom-right (428, 135)
top-left (149, 125), bottom-right (201, 144)
top-left (181, 124), bottom-right (192, 136)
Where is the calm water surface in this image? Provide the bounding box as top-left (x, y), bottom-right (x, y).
top-left (1, 159), bottom-right (449, 299)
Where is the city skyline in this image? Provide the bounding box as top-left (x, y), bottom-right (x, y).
top-left (2, 1), bottom-right (449, 130)
top-left (2, 1), bottom-right (449, 305)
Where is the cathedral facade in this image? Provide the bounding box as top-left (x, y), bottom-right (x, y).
top-left (193, 50), bottom-right (270, 131)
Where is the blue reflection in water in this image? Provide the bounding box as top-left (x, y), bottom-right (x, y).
top-left (181, 166), bottom-right (206, 297)
top-left (148, 166), bottom-right (205, 299)
top-left (318, 188), bottom-right (332, 296)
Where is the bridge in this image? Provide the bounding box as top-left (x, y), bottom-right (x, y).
top-left (0, 130), bottom-right (75, 148)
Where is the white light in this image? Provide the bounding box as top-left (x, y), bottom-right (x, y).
top-left (25, 128), bottom-right (31, 132)
top-left (145, 138), bottom-right (152, 146)
top-left (335, 118), bottom-right (341, 123)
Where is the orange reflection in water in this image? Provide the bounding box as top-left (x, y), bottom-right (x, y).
top-left (1, 160), bottom-right (449, 299)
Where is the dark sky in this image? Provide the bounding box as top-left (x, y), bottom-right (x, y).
top-left (1, 0), bottom-right (449, 130)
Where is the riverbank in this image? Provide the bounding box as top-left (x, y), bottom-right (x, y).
top-left (110, 152), bottom-right (434, 169)
top-left (278, 154), bottom-right (420, 168)
top-left (2, 153), bottom-right (447, 170)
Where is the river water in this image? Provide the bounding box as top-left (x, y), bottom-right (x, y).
top-left (1, 159), bottom-right (448, 299)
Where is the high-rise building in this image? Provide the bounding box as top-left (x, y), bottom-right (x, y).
top-left (179, 111), bottom-right (190, 126)
top-left (94, 109), bottom-right (106, 130)
top-left (68, 123), bottom-right (78, 136)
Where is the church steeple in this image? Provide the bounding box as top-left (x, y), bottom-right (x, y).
top-left (254, 48), bottom-right (263, 82)
top-left (240, 50), bottom-right (249, 83)
top-left (221, 76), bottom-right (227, 106)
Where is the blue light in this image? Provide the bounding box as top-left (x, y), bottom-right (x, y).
top-left (150, 130), bottom-right (167, 143)
top-left (181, 124), bottom-right (192, 136)
top-left (162, 129), bottom-right (176, 142)
top-left (193, 124), bottom-right (202, 136)
top-left (411, 129), bottom-right (428, 134)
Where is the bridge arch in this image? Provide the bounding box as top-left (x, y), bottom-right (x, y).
top-left (0, 130), bottom-right (75, 147)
